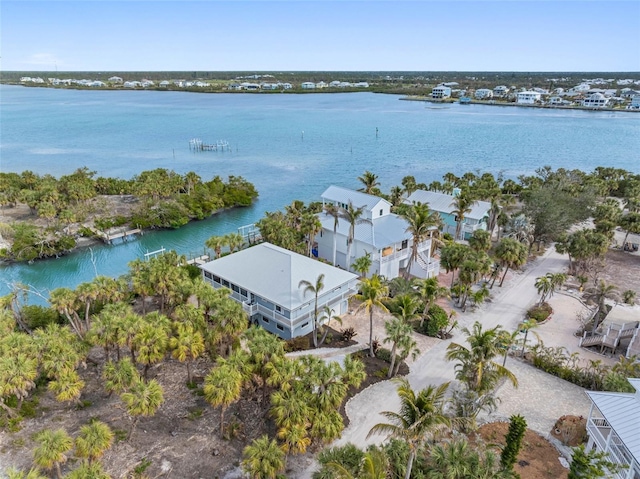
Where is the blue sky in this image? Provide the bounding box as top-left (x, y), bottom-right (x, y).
top-left (2, 1), bottom-right (639, 72)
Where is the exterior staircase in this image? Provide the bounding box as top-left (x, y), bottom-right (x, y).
top-left (580, 321), bottom-right (640, 356)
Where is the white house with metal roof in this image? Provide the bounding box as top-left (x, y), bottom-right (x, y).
top-left (316, 186), bottom-right (439, 279)
top-left (585, 378), bottom-right (640, 478)
top-left (199, 242), bottom-right (359, 340)
top-left (406, 189), bottom-right (491, 240)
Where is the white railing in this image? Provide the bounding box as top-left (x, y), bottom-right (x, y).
top-left (242, 301), bottom-right (258, 315)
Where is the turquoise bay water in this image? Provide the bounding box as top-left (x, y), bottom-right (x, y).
top-left (1, 85), bottom-right (639, 302)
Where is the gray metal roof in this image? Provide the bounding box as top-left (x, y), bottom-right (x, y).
top-left (199, 243), bottom-right (358, 311)
top-left (321, 185), bottom-right (390, 212)
top-left (586, 384), bottom-right (640, 463)
top-left (406, 190), bottom-right (491, 221)
top-left (318, 212), bottom-right (414, 249)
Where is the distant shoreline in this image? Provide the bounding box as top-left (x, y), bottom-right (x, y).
top-left (401, 96), bottom-right (640, 113)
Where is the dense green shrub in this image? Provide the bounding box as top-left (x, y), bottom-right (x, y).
top-left (527, 303), bottom-right (553, 322)
top-left (419, 305), bottom-right (449, 337)
top-left (22, 305), bottom-right (63, 330)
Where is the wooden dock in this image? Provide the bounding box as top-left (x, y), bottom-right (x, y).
top-left (87, 226), bottom-right (142, 244)
top-left (186, 254), bottom-right (210, 265)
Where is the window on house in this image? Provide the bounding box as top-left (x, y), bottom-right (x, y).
top-left (222, 279), bottom-right (229, 287)
top-left (262, 317), bottom-right (269, 324)
top-left (212, 275), bottom-right (220, 283)
top-left (276, 324), bottom-right (284, 331)
top-left (401, 239), bottom-right (408, 250)
top-left (232, 284), bottom-right (240, 293)
top-left (379, 209), bottom-right (383, 216)
top-left (240, 289), bottom-right (248, 298)
top-left (204, 271), bottom-right (212, 279)
top-left (275, 305), bottom-right (282, 313)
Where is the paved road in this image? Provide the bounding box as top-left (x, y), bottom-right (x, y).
top-left (292, 247), bottom-right (598, 477)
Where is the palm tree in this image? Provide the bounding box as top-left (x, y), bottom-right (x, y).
top-left (445, 321), bottom-right (517, 395)
top-left (389, 294), bottom-right (421, 326)
top-left (518, 319), bottom-right (539, 358)
top-left (535, 275), bottom-right (553, 306)
top-left (494, 238), bottom-right (528, 287)
top-left (451, 193), bottom-right (476, 241)
top-left (367, 379), bottom-right (451, 479)
top-left (401, 201), bottom-right (441, 278)
top-left (0, 353), bottom-right (38, 415)
top-left (74, 420), bottom-right (114, 464)
top-left (169, 322), bottom-right (205, 383)
top-left (355, 274), bottom-right (389, 357)
top-left (226, 232), bottom-right (245, 253)
top-left (383, 318), bottom-right (414, 378)
top-left (358, 170), bottom-right (380, 194)
top-left (48, 287), bottom-right (83, 338)
top-left (414, 276), bottom-right (449, 326)
top-left (205, 235), bottom-right (228, 259)
top-left (64, 462), bottom-right (111, 479)
top-left (102, 358), bottom-right (139, 397)
top-left (317, 305), bottom-right (342, 346)
top-left (5, 467), bottom-right (48, 479)
top-left (277, 422), bottom-right (311, 464)
top-left (120, 378), bottom-right (164, 439)
top-left (352, 252), bottom-right (373, 278)
top-left (299, 273), bottom-right (325, 348)
top-left (339, 201), bottom-right (372, 272)
top-left (440, 243), bottom-right (470, 289)
top-left (327, 448), bottom-right (389, 479)
top-left (133, 320), bottom-right (169, 378)
top-left (242, 435), bottom-right (286, 479)
top-left (323, 203), bottom-right (340, 266)
top-left (204, 359), bottom-right (245, 436)
top-left (301, 212), bottom-right (322, 257)
top-left (33, 428), bottom-right (73, 479)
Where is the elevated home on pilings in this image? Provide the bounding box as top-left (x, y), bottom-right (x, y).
top-left (199, 242), bottom-right (359, 340)
top-left (316, 186), bottom-right (439, 279)
top-left (585, 378), bottom-right (640, 479)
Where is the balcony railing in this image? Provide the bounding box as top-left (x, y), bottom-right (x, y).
top-left (587, 418), bottom-right (634, 477)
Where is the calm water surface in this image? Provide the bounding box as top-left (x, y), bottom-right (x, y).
top-left (1, 85), bottom-right (639, 302)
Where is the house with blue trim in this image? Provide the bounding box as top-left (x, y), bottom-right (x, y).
top-left (406, 189), bottom-right (491, 240)
top-left (199, 242), bottom-right (359, 339)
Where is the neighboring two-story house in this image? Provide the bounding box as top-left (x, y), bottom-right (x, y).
top-left (315, 186), bottom-right (439, 279)
top-left (406, 189), bottom-right (491, 240)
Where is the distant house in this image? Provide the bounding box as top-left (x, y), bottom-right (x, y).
top-left (261, 83), bottom-right (279, 90)
top-left (406, 189), bottom-right (491, 240)
top-left (354, 82), bottom-right (369, 88)
top-left (200, 243), bottom-right (359, 340)
top-left (123, 81), bottom-right (140, 88)
top-left (475, 89), bottom-right (493, 100)
top-left (329, 80), bottom-right (341, 87)
top-left (629, 95), bottom-right (640, 110)
top-left (585, 378), bottom-right (640, 479)
top-left (228, 83), bottom-right (242, 91)
top-left (516, 91), bottom-right (542, 104)
top-left (583, 93), bottom-right (609, 108)
top-left (159, 81), bottom-right (170, 87)
top-left (316, 81), bottom-right (328, 89)
top-left (241, 82), bottom-right (260, 90)
top-left (301, 82), bottom-right (316, 89)
top-left (108, 76), bottom-right (123, 83)
top-left (316, 186), bottom-right (439, 279)
top-left (431, 86), bottom-right (451, 99)
top-left (281, 83), bottom-right (293, 90)
top-left (548, 96), bottom-right (570, 106)
top-left (493, 85), bottom-right (509, 97)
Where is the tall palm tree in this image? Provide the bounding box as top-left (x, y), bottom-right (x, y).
top-left (494, 238), bottom-right (528, 287)
top-left (585, 280), bottom-right (619, 332)
top-left (120, 378), bottom-right (164, 439)
top-left (401, 202), bottom-right (441, 278)
top-left (323, 203), bottom-right (340, 266)
top-left (358, 170), bottom-right (380, 194)
top-left (414, 277), bottom-right (449, 326)
top-left (102, 358), bottom-right (139, 397)
top-left (445, 321), bottom-right (517, 395)
top-left (133, 320), bottom-right (169, 378)
top-left (367, 379), bottom-right (451, 479)
top-left (301, 212), bottom-right (322, 257)
top-left (355, 274), bottom-right (389, 357)
top-left (48, 287), bottom-right (83, 338)
top-left (225, 232), bottom-right (246, 253)
top-left (242, 435), bottom-right (286, 479)
top-left (451, 193), bottom-right (476, 241)
top-left (33, 428), bottom-right (73, 479)
top-left (0, 353), bottom-right (38, 414)
top-left (204, 359), bottom-right (244, 436)
top-left (383, 318), bottom-right (415, 378)
top-left (339, 201), bottom-right (371, 272)
top-left (74, 420), bottom-right (114, 464)
top-left (205, 235), bottom-right (228, 259)
top-left (169, 322), bottom-right (205, 383)
top-left (535, 275), bottom-right (553, 306)
top-left (351, 252), bottom-right (373, 278)
top-left (440, 243), bottom-right (470, 289)
top-left (299, 273), bottom-right (325, 348)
